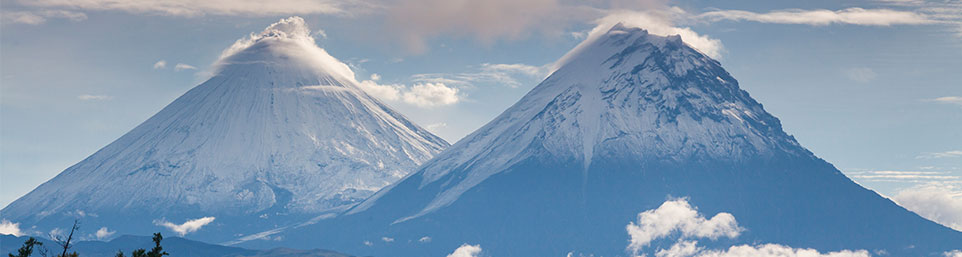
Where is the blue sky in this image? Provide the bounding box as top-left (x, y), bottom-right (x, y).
top-left (1, 0), bottom-right (960, 229)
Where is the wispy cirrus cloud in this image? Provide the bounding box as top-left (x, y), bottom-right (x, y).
top-left (917, 150), bottom-right (962, 159)
top-left (174, 63), bottom-right (197, 71)
top-left (1, 9), bottom-right (87, 25)
top-left (844, 67), bottom-right (877, 83)
top-left (848, 170), bottom-right (960, 182)
top-left (412, 62), bottom-right (547, 88)
top-left (153, 60), bottom-right (167, 69)
top-left (697, 7), bottom-right (936, 26)
top-left (16, 0), bottom-right (373, 17)
top-left (932, 96), bottom-right (962, 106)
top-left (77, 94), bottom-right (112, 101)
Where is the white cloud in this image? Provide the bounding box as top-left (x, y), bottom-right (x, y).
top-left (95, 227), bottom-right (115, 240)
top-left (946, 250), bottom-right (962, 257)
top-left (363, 240), bottom-right (373, 246)
top-left (1, 10), bottom-right (86, 25)
top-left (481, 63), bottom-right (548, 77)
top-left (174, 63), bottom-right (197, 71)
top-left (313, 29), bottom-right (328, 39)
top-left (695, 243), bottom-right (870, 257)
top-left (77, 94), bottom-right (112, 101)
top-left (656, 240), bottom-right (701, 257)
top-left (356, 80), bottom-right (402, 101)
top-left (402, 83), bottom-right (460, 107)
top-left (917, 150), bottom-right (962, 159)
top-left (50, 228), bottom-right (64, 238)
top-left (370, 73), bottom-right (381, 81)
top-left (893, 182), bottom-right (962, 231)
top-left (355, 79), bottom-right (461, 108)
top-left (154, 216), bottom-right (215, 236)
top-left (20, 0), bottom-right (369, 17)
top-left (2, 11), bottom-right (46, 25)
top-left (844, 67), bottom-right (877, 83)
top-left (426, 122), bottom-right (447, 133)
top-left (933, 97), bottom-right (962, 106)
top-left (381, 236), bottom-right (394, 242)
top-left (626, 198), bottom-right (743, 255)
top-left (153, 60), bottom-right (167, 69)
top-left (848, 170), bottom-right (960, 182)
top-left (220, 17), bottom-right (458, 108)
top-left (412, 62), bottom-right (547, 88)
top-left (0, 219), bottom-right (23, 236)
top-left (698, 8), bottom-right (935, 26)
top-left (629, 198), bottom-right (871, 257)
top-left (215, 16), bottom-right (356, 82)
top-left (447, 244), bottom-right (482, 257)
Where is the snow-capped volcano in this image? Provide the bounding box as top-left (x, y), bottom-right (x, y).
top-left (1, 17), bottom-right (448, 240)
top-left (268, 24), bottom-right (962, 256)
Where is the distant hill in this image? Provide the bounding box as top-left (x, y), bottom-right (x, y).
top-left (1, 234), bottom-right (355, 257)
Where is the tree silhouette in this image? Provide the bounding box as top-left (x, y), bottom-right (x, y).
top-left (114, 233), bottom-right (167, 257)
top-left (8, 237), bottom-right (42, 257)
top-left (50, 220), bottom-right (80, 257)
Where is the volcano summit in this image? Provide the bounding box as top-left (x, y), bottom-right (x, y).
top-left (1, 17), bottom-right (448, 241)
top-left (267, 23), bottom-right (962, 257)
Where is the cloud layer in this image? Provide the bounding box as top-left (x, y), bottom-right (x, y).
top-left (1, 9), bottom-right (86, 25)
top-left (628, 198), bottom-right (871, 257)
top-left (154, 216), bottom-right (216, 236)
top-left (19, 0), bottom-right (369, 17)
top-left (698, 8), bottom-right (935, 26)
top-left (893, 182), bottom-right (962, 231)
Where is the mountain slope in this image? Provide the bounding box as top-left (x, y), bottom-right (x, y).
top-left (268, 24), bottom-right (962, 256)
top-left (1, 17), bottom-right (448, 242)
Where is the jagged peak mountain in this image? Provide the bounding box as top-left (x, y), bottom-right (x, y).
top-left (351, 23), bottom-right (810, 220)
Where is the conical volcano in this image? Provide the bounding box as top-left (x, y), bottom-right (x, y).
top-left (271, 24), bottom-right (962, 256)
top-left (1, 17), bottom-right (448, 241)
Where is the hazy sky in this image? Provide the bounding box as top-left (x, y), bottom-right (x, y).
top-left (1, 0), bottom-right (960, 224)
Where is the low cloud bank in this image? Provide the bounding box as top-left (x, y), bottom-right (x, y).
top-left (893, 182), bottom-right (962, 231)
top-left (628, 198), bottom-right (870, 257)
